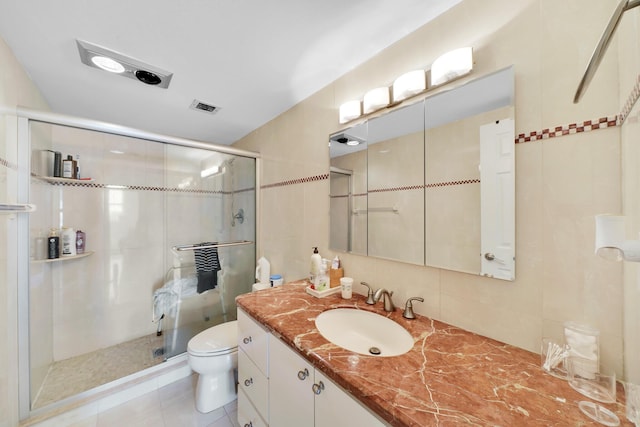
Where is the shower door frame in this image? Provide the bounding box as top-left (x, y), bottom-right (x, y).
top-left (15, 108), bottom-right (261, 419)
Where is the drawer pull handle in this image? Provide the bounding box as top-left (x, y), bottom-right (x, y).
top-left (312, 381), bottom-right (325, 395)
top-left (244, 423), bottom-right (253, 427)
top-left (244, 378), bottom-right (253, 387)
top-left (243, 336), bottom-right (252, 344)
top-left (297, 368), bottom-right (309, 380)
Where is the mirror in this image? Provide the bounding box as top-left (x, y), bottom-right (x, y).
top-left (367, 101), bottom-right (425, 264)
top-left (329, 67), bottom-right (515, 279)
top-left (329, 121), bottom-right (368, 255)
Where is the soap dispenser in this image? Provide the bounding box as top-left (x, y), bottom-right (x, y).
top-left (310, 247), bottom-right (321, 283)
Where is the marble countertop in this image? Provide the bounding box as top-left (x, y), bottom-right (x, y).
top-left (236, 281), bottom-right (631, 426)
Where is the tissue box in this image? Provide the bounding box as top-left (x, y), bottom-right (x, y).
top-left (329, 268), bottom-right (343, 288)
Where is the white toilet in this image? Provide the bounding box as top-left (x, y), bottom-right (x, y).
top-left (187, 320), bottom-right (238, 413)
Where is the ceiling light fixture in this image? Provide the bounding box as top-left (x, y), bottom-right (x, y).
top-left (91, 56), bottom-right (125, 73)
top-left (337, 47), bottom-right (474, 124)
top-left (329, 132), bottom-right (364, 146)
top-left (76, 39), bottom-right (173, 89)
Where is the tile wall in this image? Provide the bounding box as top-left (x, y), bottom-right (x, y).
top-left (234, 0), bottom-right (629, 377)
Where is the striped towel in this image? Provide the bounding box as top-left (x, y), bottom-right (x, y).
top-left (193, 242), bottom-right (221, 293)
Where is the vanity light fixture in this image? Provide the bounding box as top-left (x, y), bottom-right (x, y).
top-left (339, 100), bottom-right (362, 124)
top-left (76, 39), bottom-right (173, 89)
top-left (363, 87), bottom-right (391, 114)
top-left (595, 214), bottom-right (640, 262)
top-left (337, 46), bottom-right (474, 123)
top-left (430, 47), bottom-right (474, 87)
top-left (392, 70), bottom-right (426, 103)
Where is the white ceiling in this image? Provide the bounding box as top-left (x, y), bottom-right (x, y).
top-left (0, 0), bottom-right (462, 145)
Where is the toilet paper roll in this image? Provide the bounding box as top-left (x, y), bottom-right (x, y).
top-left (252, 282), bottom-right (270, 292)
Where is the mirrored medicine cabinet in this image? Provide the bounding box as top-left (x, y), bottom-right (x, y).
top-left (329, 66), bottom-right (516, 280)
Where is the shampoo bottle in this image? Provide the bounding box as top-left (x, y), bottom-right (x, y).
top-left (47, 228), bottom-right (60, 259)
top-left (61, 227), bottom-right (76, 256)
top-left (310, 247), bottom-right (321, 283)
top-left (76, 229), bottom-right (86, 254)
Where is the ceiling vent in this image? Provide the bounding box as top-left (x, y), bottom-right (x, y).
top-left (76, 40), bottom-right (173, 89)
top-left (190, 99), bottom-right (220, 115)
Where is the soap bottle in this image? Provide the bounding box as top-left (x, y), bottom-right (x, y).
top-left (76, 229), bottom-right (86, 254)
top-left (47, 228), bottom-right (60, 259)
top-left (310, 247), bottom-right (321, 283)
top-left (315, 259), bottom-right (329, 292)
top-left (62, 155), bottom-right (77, 179)
top-left (61, 227), bottom-right (76, 256)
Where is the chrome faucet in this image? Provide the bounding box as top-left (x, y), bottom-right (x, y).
top-left (403, 297), bottom-right (424, 319)
top-left (360, 282), bottom-right (375, 305)
top-left (373, 288), bottom-right (395, 312)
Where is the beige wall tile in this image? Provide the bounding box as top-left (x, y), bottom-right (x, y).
top-left (234, 0), bottom-right (628, 377)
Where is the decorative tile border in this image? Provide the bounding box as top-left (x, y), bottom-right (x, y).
top-left (516, 116), bottom-right (618, 144)
top-left (425, 179), bottom-right (480, 188)
top-left (619, 74), bottom-right (640, 125)
top-left (369, 184), bottom-right (425, 193)
top-left (30, 175), bottom-right (254, 195)
top-left (260, 173), bottom-right (329, 190)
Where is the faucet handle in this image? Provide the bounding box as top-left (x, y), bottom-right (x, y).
top-left (360, 282), bottom-right (375, 305)
top-left (403, 297), bottom-right (424, 319)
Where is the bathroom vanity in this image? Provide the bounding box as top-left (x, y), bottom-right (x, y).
top-left (236, 282), bottom-right (630, 426)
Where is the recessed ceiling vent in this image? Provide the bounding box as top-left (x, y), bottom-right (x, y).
top-left (190, 99), bottom-right (221, 115)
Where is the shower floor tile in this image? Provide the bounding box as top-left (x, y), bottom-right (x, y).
top-left (33, 333), bottom-right (165, 409)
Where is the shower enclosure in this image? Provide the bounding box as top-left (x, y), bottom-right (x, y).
top-left (15, 110), bottom-right (258, 417)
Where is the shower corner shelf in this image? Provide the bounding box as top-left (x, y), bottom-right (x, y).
top-left (31, 251), bottom-right (94, 264)
top-left (38, 176), bottom-right (95, 183)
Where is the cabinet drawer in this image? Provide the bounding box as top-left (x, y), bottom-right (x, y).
top-left (238, 308), bottom-right (269, 376)
top-left (238, 389), bottom-right (268, 427)
top-left (238, 348), bottom-right (268, 420)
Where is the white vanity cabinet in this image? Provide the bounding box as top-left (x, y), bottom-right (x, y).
top-left (269, 334), bottom-right (386, 427)
top-left (238, 309), bottom-right (269, 427)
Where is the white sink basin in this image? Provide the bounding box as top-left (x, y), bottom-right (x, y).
top-left (315, 308), bottom-right (414, 357)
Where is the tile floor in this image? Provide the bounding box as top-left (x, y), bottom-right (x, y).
top-left (34, 375), bottom-right (240, 427)
top-left (34, 334), bottom-right (165, 409)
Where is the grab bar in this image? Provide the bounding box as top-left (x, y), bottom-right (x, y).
top-left (0, 203), bottom-right (36, 213)
top-left (172, 240), bottom-right (254, 252)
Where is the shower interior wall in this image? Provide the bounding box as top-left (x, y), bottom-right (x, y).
top-left (27, 121), bottom-right (256, 404)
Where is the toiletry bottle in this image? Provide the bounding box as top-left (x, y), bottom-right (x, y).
top-left (62, 155), bottom-right (75, 178)
top-left (310, 247), bottom-right (321, 283)
top-left (47, 228), bottom-right (60, 259)
top-left (75, 154), bottom-right (81, 179)
top-left (76, 229), bottom-right (86, 254)
top-left (34, 231), bottom-right (47, 260)
top-left (53, 151), bottom-right (62, 177)
top-left (61, 227), bottom-right (76, 256)
top-left (315, 260), bottom-right (329, 292)
top-left (331, 255), bottom-right (340, 269)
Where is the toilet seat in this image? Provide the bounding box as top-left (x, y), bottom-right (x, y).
top-left (188, 320), bottom-right (238, 356)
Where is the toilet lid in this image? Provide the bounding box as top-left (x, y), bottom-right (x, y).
top-left (188, 320), bottom-right (238, 356)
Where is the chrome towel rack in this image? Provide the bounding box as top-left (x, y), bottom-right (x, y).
top-left (0, 203), bottom-right (36, 213)
top-left (172, 240), bottom-right (254, 252)
top-left (574, 0), bottom-right (640, 103)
